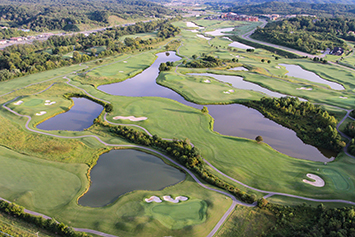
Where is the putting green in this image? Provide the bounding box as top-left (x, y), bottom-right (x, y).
top-left (23, 99), bottom-right (43, 107)
top-left (145, 199), bottom-right (207, 229)
top-left (323, 169), bottom-right (350, 190)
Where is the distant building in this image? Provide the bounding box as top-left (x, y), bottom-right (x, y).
top-left (220, 12), bottom-right (258, 22)
top-left (261, 14), bottom-right (280, 21)
top-left (20, 29), bottom-right (30, 32)
top-left (0, 40), bottom-right (7, 45)
top-left (330, 47), bottom-right (344, 56)
top-left (9, 37), bottom-right (23, 42)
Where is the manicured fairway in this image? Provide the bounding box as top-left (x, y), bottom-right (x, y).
top-left (145, 199), bottom-right (207, 229)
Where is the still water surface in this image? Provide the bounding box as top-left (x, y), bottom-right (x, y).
top-left (79, 149), bottom-right (185, 207)
top-left (37, 97), bottom-right (103, 131)
top-left (280, 64), bottom-right (344, 90)
top-left (99, 52), bottom-right (335, 162)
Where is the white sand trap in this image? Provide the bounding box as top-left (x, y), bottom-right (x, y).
top-left (123, 61), bottom-right (127, 63)
top-left (35, 111), bottom-right (47, 116)
top-left (14, 100), bottom-right (23, 105)
top-left (44, 101), bottom-right (56, 105)
top-left (145, 196), bottom-right (162, 203)
top-left (113, 116), bottom-right (147, 121)
top-left (119, 71), bottom-right (124, 73)
top-left (203, 79), bottom-right (210, 83)
top-left (296, 87), bottom-right (313, 91)
top-left (45, 100), bottom-right (50, 103)
top-left (163, 195), bottom-right (188, 203)
top-left (223, 91), bottom-right (230, 94)
top-left (228, 89), bottom-right (234, 93)
top-left (189, 30), bottom-right (198, 33)
top-left (275, 66), bottom-right (280, 69)
top-left (340, 96), bottom-right (348, 99)
top-left (222, 36), bottom-right (232, 41)
top-left (303, 173), bottom-right (325, 187)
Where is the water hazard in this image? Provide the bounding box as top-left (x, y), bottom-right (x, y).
top-left (280, 64), bottom-right (344, 90)
top-left (36, 97), bottom-right (103, 131)
top-left (98, 51), bottom-right (336, 162)
top-left (78, 149), bottom-right (185, 207)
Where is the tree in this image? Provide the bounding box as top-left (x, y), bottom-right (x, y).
top-left (201, 106), bottom-right (209, 114)
top-left (261, 59), bottom-right (265, 63)
top-left (255, 135), bottom-right (263, 142)
top-left (192, 54), bottom-right (197, 59)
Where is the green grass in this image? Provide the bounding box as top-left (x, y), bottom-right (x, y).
top-left (216, 205), bottom-right (275, 237)
top-left (0, 212), bottom-right (56, 237)
top-left (119, 32), bottom-right (157, 42)
top-left (144, 199), bottom-right (207, 229)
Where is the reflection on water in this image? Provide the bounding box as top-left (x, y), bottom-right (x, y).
top-left (37, 97), bottom-right (103, 131)
top-left (280, 64), bottom-right (344, 90)
top-left (188, 73), bottom-right (286, 98)
top-left (98, 51), bottom-right (336, 162)
top-left (78, 149), bottom-right (185, 207)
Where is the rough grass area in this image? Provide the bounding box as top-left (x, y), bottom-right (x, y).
top-left (217, 205), bottom-right (275, 237)
top-left (0, 212), bottom-right (56, 237)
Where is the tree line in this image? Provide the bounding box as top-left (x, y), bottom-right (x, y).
top-left (95, 119), bottom-right (258, 204)
top-left (219, 1), bottom-right (355, 18)
top-left (244, 97), bottom-right (345, 153)
top-left (263, 202), bottom-right (355, 236)
top-left (0, 200), bottom-right (90, 237)
top-left (252, 17), bottom-right (349, 54)
top-left (0, 0), bottom-right (173, 32)
top-left (0, 19), bottom-right (181, 81)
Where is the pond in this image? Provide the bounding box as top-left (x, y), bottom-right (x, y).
top-left (228, 41), bottom-right (254, 50)
top-left (98, 51), bottom-right (335, 162)
top-left (186, 22), bottom-right (204, 29)
top-left (280, 64), bottom-right (344, 90)
top-left (78, 149), bottom-right (185, 207)
top-left (196, 34), bottom-right (211, 40)
top-left (36, 97), bottom-right (103, 131)
top-left (188, 73), bottom-right (286, 98)
top-left (205, 28), bottom-right (235, 36)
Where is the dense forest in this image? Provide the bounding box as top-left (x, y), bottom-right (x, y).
top-left (214, 1), bottom-right (355, 18)
top-left (206, 0), bottom-right (355, 7)
top-left (252, 17), bottom-right (350, 54)
top-left (245, 97), bottom-right (345, 152)
top-left (264, 203), bottom-right (355, 236)
top-left (0, 19), bottom-right (181, 81)
top-left (0, 0), bottom-right (173, 32)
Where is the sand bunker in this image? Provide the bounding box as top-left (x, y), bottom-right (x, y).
top-left (14, 100), bottom-right (23, 105)
top-left (163, 196), bottom-right (188, 203)
top-left (123, 61), bottom-right (127, 63)
top-left (113, 116), bottom-right (147, 121)
top-left (203, 79), bottom-right (210, 83)
top-left (228, 89), bottom-right (234, 93)
top-left (44, 100), bottom-right (56, 105)
top-left (296, 87), bottom-right (313, 91)
top-left (189, 30), bottom-right (198, 33)
top-left (275, 66), bottom-right (280, 69)
top-left (145, 196), bottom-right (162, 203)
top-left (340, 96), bottom-right (348, 99)
top-left (223, 91), bottom-right (230, 94)
top-left (303, 173), bottom-right (325, 187)
top-left (35, 111), bottom-right (47, 116)
top-left (119, 71), bottom-right (124, 73)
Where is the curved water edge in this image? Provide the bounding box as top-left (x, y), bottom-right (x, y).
top-left (280, 64), bottom-right (344, 90)
top-left (98, 51), bottom-right (336, 162)
top-left (78, 149), bottom-right (186, 207)
top-left (36, 97), bottom-right (104, 131)
top-left (187, 73), bottom-right (286, 98)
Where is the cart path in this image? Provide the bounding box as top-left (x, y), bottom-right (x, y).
top-left (3, 80), bottom-right (355, 237)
